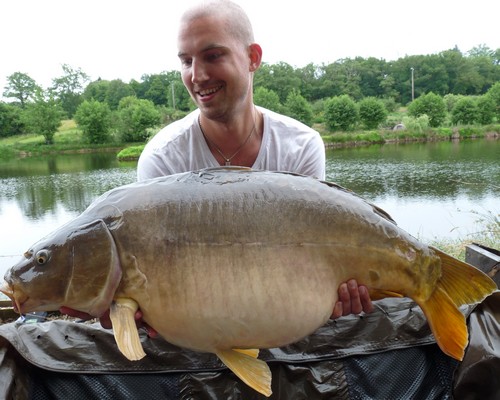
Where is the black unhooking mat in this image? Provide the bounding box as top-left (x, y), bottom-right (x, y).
top-left (1, 294), bottom-right (499, 400)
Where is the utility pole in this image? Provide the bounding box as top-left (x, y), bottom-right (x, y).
top-left (171, 82), bottom-right (176, 110)
top-left (410, 67), bottom-right (415, 102)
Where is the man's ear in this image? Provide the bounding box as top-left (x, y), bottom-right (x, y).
top-left (248, 43), bottom-right (263, 72)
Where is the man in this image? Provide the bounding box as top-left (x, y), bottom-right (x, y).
top-left (137, 0), bottom-right (372, 319)
top-left (62, 0), bottom-right (371, 332)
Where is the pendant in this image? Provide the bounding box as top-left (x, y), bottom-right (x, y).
top-left (225, 160), bottom-right (231, 166)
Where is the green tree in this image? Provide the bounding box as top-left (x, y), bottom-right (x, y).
top-left (0, 102), bottom-right (25, 137)
top-left (254, 62), bottom-right (301, 103)
top-left (408, 92), bottom-right (447, 127)
top-left (22, 95), bottom-right (63, 144)
top-left (485, 81), bottom-right (500, 119)
top-left (51, 64), bottom-right (89, 117)
top-left (118, 96), bottom-right (160, 142)
top-left (83, 79), bottom-right (110, 103)
top-left (358, 97), bottom-right (388, 129)
top-left (106, 79), bottom-right (135, 110)
top-left (253, 87), bottom-right (282, 113)
top-left (324, 95), bottom-right (359, 131)
top-left (475, 95), bottom-right (496, 124)
top-left (74, 100), bottom-right (112, 144)
top-left (451, 97), bottom-right (478, 125)
top-left (284, 89), bottom-right (313, 126)
top-left (443, 94), bottom-right (464, 112)
top-left (3, 72), bottom-right (41, 108)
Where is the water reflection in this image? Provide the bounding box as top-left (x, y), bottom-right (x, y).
top-left (325, 139), bottom-right (499, 242)
top-left (326, 140), bottom-right (499, 200)
top-left (0, 153), bottom-right (137, 279)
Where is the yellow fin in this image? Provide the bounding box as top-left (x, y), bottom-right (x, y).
top-left (417, 247), bottom-right (497, 361)
top-left (216, 349), bottom-right (272, 397)
top-left (368, 288), bottom-right (404, 300)
top-left (419, 285), bottom-right (467, 360)
top-left (233, 348), bottom-right (259, 358)
top-left (109, 297), bottom-right (146, 361)
top-left (431, 247), bottom-right (497, 307)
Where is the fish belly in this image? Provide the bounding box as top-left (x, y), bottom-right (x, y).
top-left (129, 244), bottom-right (340, 353)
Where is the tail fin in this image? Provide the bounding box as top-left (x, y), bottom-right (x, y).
top-left (418, 247), bottom-right (497, 361)
top-left (431, 247), bottom-right (497, 307)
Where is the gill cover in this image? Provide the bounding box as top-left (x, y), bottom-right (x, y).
top-left (63, 219), bottom-right (122, 316)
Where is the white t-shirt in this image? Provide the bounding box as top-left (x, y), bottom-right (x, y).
top-left (137, 107), bottom-right (326, 181)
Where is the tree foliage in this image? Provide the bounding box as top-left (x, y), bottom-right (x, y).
top-left (407, 92), bottom-right (447, 127)
top-left (22, 95), bottom-right (63, 144)
top-left (3, 72), bottom-right (41, 108)
top-left (485, 81), bottom-right (500, 119)
top-left (451, 97), bottom-right (478, 125)
top-left (358, 97), bottom-right (388, 129)
top-left (253, 87), bottom-right (282, 113)
top-left (324, 95), bottom-right (359, 131)
top-left (51, 64), bottom-right (90, 118)
top-left (74, 100), bottom-right (112, 144)
top-left (0, 102), bottom-right (25, 137)
top-left (284, 89), bottom-right (313, 127)
top-left (475, 95), bottom-right (496, 125)
top-left (117, 96), bottom-right (160, 142)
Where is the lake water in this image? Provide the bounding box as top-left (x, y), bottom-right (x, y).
top-left (0, 139), bottom-right (499, 281)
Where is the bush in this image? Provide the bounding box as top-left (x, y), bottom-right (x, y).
top-left (284, 89), bottom-right (313, 126)
top-left (485, 81), bottom-right (500, 119)
top-left (254, 87), bottom-right (283, 113)
top-left (22, 97), bottom-right (63, 144)
top-left (0, 102), bottom-right (25, 137)
top-left (408, 92), bottom-right (447, 127)
top-left (451, 97), bottom-right (478, 125)
top-left (324, 95), bottom-right (358, 131)
top-left (118, 96), bottom-right (160, 142)
top-left (476, 95), bottom-right (496, 125)
top-left (402, 115), bottom-right (430, 132)
top-left (74, 100), bottom-right (112, 144)
top-left (358, 97), bottom-right (388, 129)
top-left (443, 94), bottom-right (464, 113)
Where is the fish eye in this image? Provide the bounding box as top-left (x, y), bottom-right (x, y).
top-left (35, 250), bottom-right (51, 265)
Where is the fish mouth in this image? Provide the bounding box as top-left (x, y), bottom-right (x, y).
top-left (0, 281), bottom-right (26, 314)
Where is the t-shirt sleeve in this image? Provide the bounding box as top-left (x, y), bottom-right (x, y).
top-left (296, 133), bottom-right (326, 180)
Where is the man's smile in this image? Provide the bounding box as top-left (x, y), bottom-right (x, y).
top-left (198, 85), bottom-right (223, 97)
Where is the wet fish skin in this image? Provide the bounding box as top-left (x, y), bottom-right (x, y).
top-left (1, 168), bottom-right (496, 397)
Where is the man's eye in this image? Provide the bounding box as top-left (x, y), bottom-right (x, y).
top-left (207, 52), bottom-right (222, 61)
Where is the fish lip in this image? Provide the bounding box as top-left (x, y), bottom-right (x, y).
top-left (0, 281), bottom-right (13, 299)
top-left (0, 282), bottom-right (27, 314)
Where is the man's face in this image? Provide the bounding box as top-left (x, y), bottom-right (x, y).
top-left (177, 15), bottom-right (253, 122)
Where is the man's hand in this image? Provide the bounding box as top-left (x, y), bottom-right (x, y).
top-left (59, 306), bottom-right (158, 338)
top-left (331, 279), bottom-right (374, 319)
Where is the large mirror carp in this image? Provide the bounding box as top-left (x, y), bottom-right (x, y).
top-left (1, 167), bottom-right (496, 397)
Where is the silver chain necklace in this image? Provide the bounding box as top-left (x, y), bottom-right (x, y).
top-left (198, 110), bottom-right (257, 166)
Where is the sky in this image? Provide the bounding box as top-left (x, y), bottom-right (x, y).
top-left (0, 0), bottom-right (498, 96)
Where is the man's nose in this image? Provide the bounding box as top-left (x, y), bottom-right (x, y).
top-left (191, 60), bottom-right (208, 84)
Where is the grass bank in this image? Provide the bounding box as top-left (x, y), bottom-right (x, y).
top-left (430, 211), bottom-right (500, 260)
top-left (1, 120), bottom-right (498, 161)
top-left (320, 124), bottom-right (500, 148)
top-left (0, 120), bottom-right (132, 159)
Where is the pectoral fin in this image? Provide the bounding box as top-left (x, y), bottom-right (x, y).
top-left (109, 297), bottom-right (146, 361)
top-left (216, 349), bottom-right (272, 397)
